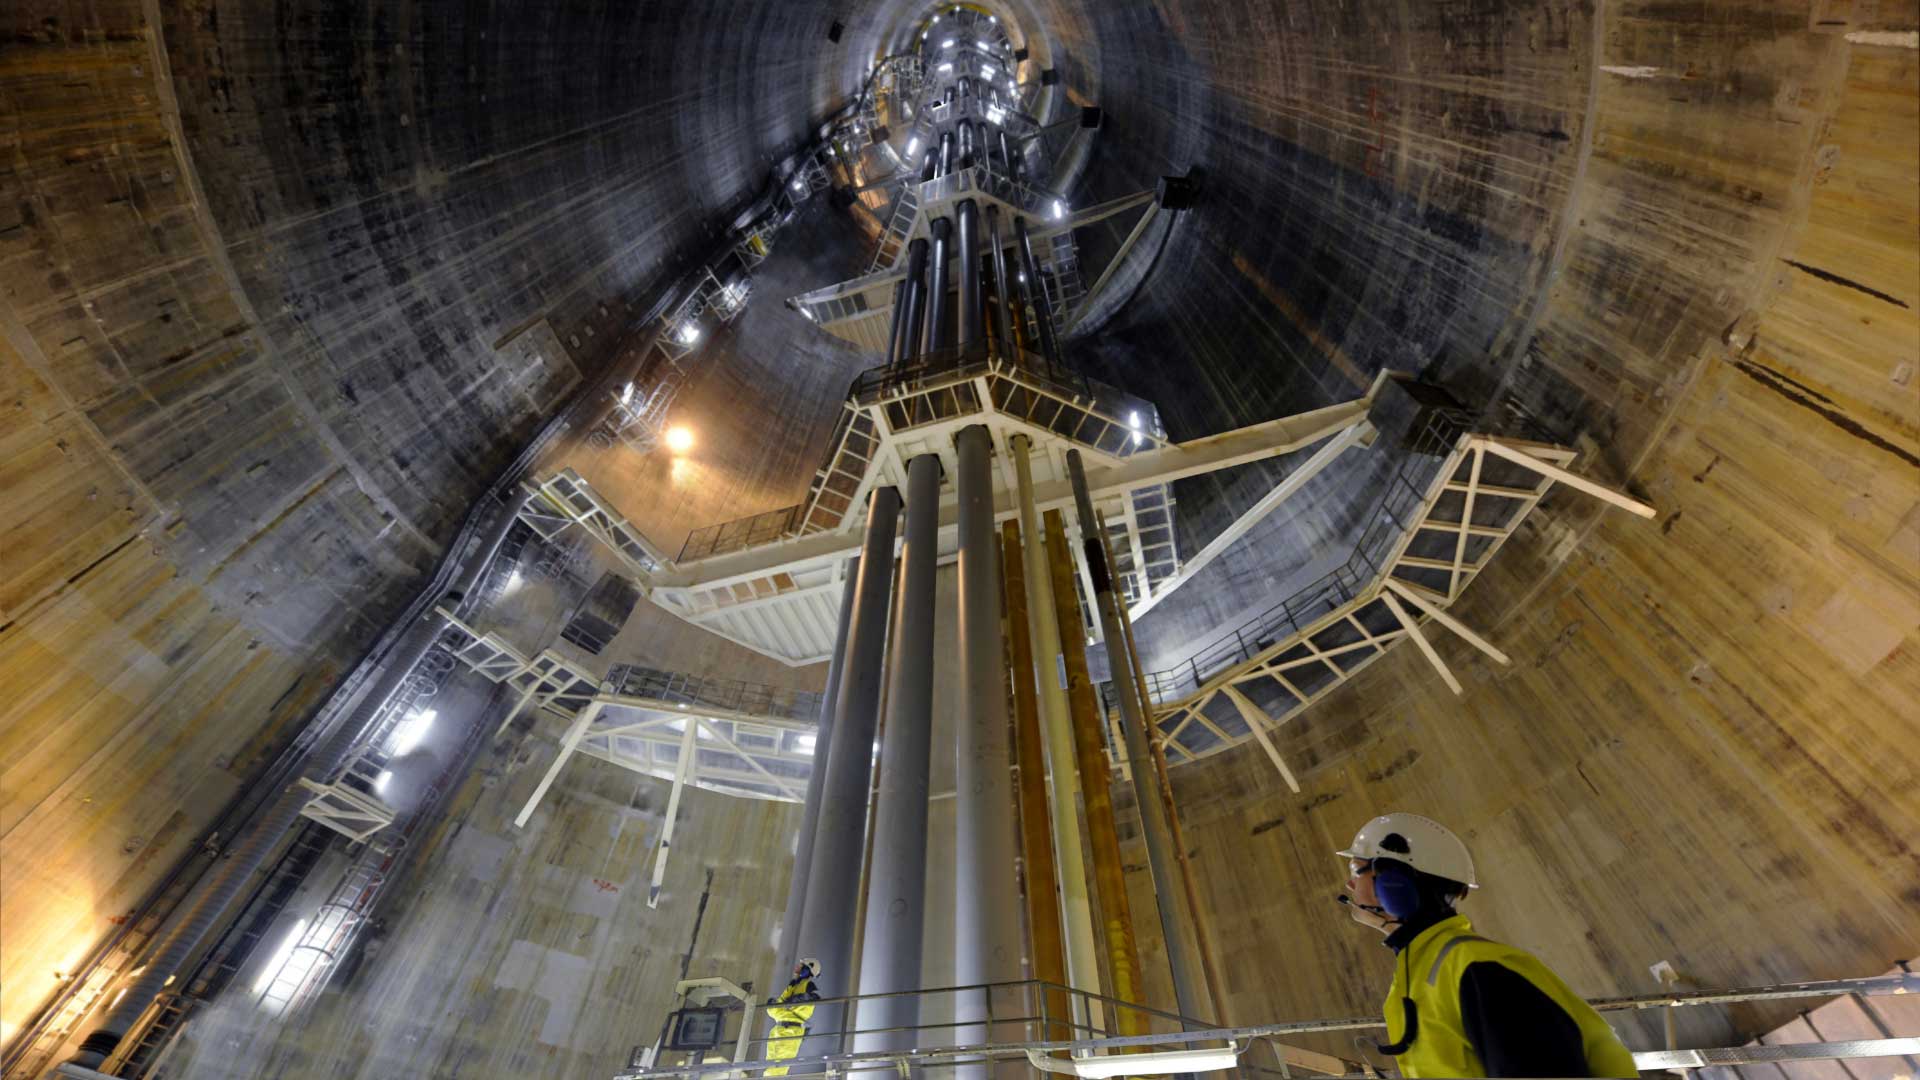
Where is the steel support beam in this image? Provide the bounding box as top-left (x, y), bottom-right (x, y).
top-left (924, 217), bottom-right (953, 356)
top-left (1011, 434), bottom-right (1104, 1036)
top-left (986, 205), bottom-right (1016, 352)
top-left (1221, 686), bottom-right (1301, 794)
top-left (956, 199), bottom-right (982, 349)
top-left (1000, 520), bottom-right (1071, 1040)
top-left (900, 238), bottom-right (931, 365)
top-left (794, 486), bottom-right (901, 1052)
top-left (953, 425), bottom-right (1023, 1070)
top-left (1380, 590), bottom-right (1463, 695)
top-left (647, 718), bottom-right (700, 907)
top-left (1043, 509), bottom-right (1144, 1035)
top-left (1066, 451), bottom-right (1207, 1026)
top-left (1013, 216), bottom-right (1063, 371)
top-left (775, 557), bottom-right (860, 979)
top-left (856, 458), bottom-right (940, 1052)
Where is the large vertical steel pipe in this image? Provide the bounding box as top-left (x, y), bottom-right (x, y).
top-left (793, 487), bottom-right (901, 1060)
top-left (774, 556), bottom-right (861, 987)
top-left (899, 237), bottom-right (930, 364)
top-left (923, 217), bottom-right (952, 357)
top-left (938, 131), bottom-right (954, 176)
top-left (958, 119), bottom-right (975, 167)
top-left (1043, 509), bottom-right (1145, 1036)
top-left (1013, 217), bottom-right (1063, 372)
top-left (1063, 450), bottom-right (1205, 1025)
top-left (955, 200), bottom-right (981, 350)
top-left (855, 456), bottom-right (940, 1052)
top-left (1010, 434), bottom-right (1104, 1036)
top-left (1000, 521), bottom-right (1070, 1039)
top-left (954, 425), bottom-right (1024, 1065)
top-left (997, 129), bottom-right (1018, 182)
top-left (1105, 525), bottom-right (1228, 1026)
top-left (986, 206), bottom-right (1016, 357)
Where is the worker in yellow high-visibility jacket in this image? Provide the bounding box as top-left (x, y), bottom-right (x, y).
top-left (763, 957), bottom-right (821, 1077)
top-left (1338, 813), bottom-right (1639, 1078)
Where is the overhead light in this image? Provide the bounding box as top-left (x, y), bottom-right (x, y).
top-left (1025, 1046), bottom-right (1242, 1079)
top-left (254, 919), bottom-right (310, 993)
top-left (986, 106), bottom-right (1006, 126)
top-left (375, 770), bottom-right (393, 793)
top-left (981, 64), bottom-right (993, 77)
top-left (389, 708), bottom-right (436, 756)
top-left (990, 14), bottom-right (998, 22)
top-left (938, 62), bottom-right (953, 73)
top-left (906, 136), bottom-right (920, 155)
top-left (792, 179), bottom-right (805, 192)
top-left (664, 425), bottom-right (695, 454)
top-left (794, 734), bottom-right (817, 755)
top-left (505, 569), bottom-right (523, 593)
top-left (1129, 411), bottom-right (1143, 446)
top-left (620, 381), bottom-right (635, 404)
top-left (1052, 200), bottom-right (1066, 221)
top-left (678, 324), bottom-right (701, 345)
top-left (942, 38), bottom-right (955, 47)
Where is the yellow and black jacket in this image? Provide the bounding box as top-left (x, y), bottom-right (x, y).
top-left (1381, 914), bottom-right (1637, 1078)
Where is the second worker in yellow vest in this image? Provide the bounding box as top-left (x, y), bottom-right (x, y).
top-left (1337, 813), bottom-right (1639, 1078)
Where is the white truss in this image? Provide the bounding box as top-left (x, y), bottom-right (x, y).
top-left (1138, 434), bottom-right (1655, 784)
top-left (296, 754), bottom-right (396, 844)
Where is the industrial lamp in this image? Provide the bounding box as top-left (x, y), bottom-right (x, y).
top-left (664, 426), bottom-right (695, 454)
top-left (1025, 1044), bottom-right (1242, 1079)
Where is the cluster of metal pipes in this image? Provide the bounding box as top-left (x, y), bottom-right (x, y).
top-left (767, 433), bottom-right (1220, 1057)
top-left (885, 116), bottom-right (1065, 374)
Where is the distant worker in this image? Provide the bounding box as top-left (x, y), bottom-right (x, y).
top-left (763, 957), bottom-right (821, 1077)
top-left (1337, 813), bottom-right (1638, 1078)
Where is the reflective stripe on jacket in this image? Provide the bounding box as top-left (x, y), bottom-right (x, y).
top-left (1384, 915), bottom-right (1637, 1078)
top-left (767, 976), bottom-right (818, 1025)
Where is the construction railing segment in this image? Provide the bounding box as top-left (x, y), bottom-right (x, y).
top-left (614, 972), bottom-right (1920, 1080)
top-left (1118, 409), bottom-right (1573, 770)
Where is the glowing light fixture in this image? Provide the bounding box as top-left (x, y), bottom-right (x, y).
top-left (1128, 410), bottom-right (1143, 446)
top-left (938, 62), bottom-right (953, 73)
top-left (1052, 199), bottom-right (1066, 221)
top-left (942, 37), bottom-right (955, 47)
top-left (664, 425), bottom-right (695, 454)
top-left (620, 380), bottom-right (635, 404)
top-left (981, 64), bottom-right (994, 77)
top-left (389, 708), bottom-right (436, 756)
top-left (375, 770), bottom-right (393, 793)
top-left (254, 919), bottom-right (311, 993)
top-left (1025, 1046), bottom-right (1241, 1079)
top-left (986, 106), bottom-right (1006, 126)
top-left (678, 323), bottom-right (701, 345)
top-left (794, 734), bottom-right (817, 755)
top-left (907, 136), bottom-right (921, 155)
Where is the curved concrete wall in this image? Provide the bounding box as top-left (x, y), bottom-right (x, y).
top-left (2, 0), bottom-right (1914, 1067)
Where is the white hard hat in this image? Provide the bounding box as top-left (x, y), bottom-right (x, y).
top-left (1337, 812), bottom-right (1478, 888)
top-left (797, 957), bottom-right (821, 977)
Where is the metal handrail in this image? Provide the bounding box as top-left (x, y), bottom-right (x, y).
top-left (620, 972), bottom-right (1920, 1080)
top-left (1125, 407), bottom-right (1475, 709)
top-left (605, 665), bottom-right (823, 724)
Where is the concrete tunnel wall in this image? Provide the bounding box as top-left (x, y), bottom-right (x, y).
top-left (2, 0), bottom-right (1916, 1070)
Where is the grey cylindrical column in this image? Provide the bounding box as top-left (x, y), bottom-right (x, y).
top-left (774, 555), bottom-right (860, 987)
top-left (986, 205), bottom-right (1016, 355)
top-left (957, 119), bottom-right (975, 167)
top-left (1013, 216), bottom-right (1063, 370)
top-left (898, 237), bottom-right (930, 365)
top-left (884, 274), bottom-right (913, 368)
top-left (854, 455), bottom-right (941, 1052)
top-left (997, 129), bottom-right (1019, 182)
top-left (923, 217), bottom-right (953, 357)
top-left (1064, 449), bottom-right (1205, 1024)
top-left (73, 493), bottom-right (532, 1066)
top-left (938, 131), bottom-right (954, 176)
top-left (794, 487), bottom-right (901, 1057)
top-left (955, 200), bottom-right (981, 349)
top-left (953, 424), bottom-right (1023, 1060)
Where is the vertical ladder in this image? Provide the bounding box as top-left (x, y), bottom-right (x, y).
top-left (1045, 231), bottom-right (1086, 325)
top-left (868, 181), bottom-right (921, 272)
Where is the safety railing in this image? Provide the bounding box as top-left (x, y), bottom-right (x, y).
top-left (1129, 406), bottom-right (1474, 708)
top-left (605, 665), bottom-right (823, 724)
top-left (679, 343), bottom-right (1169, 563)
top-left (618, 971), bottom-right (1920, 1080)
